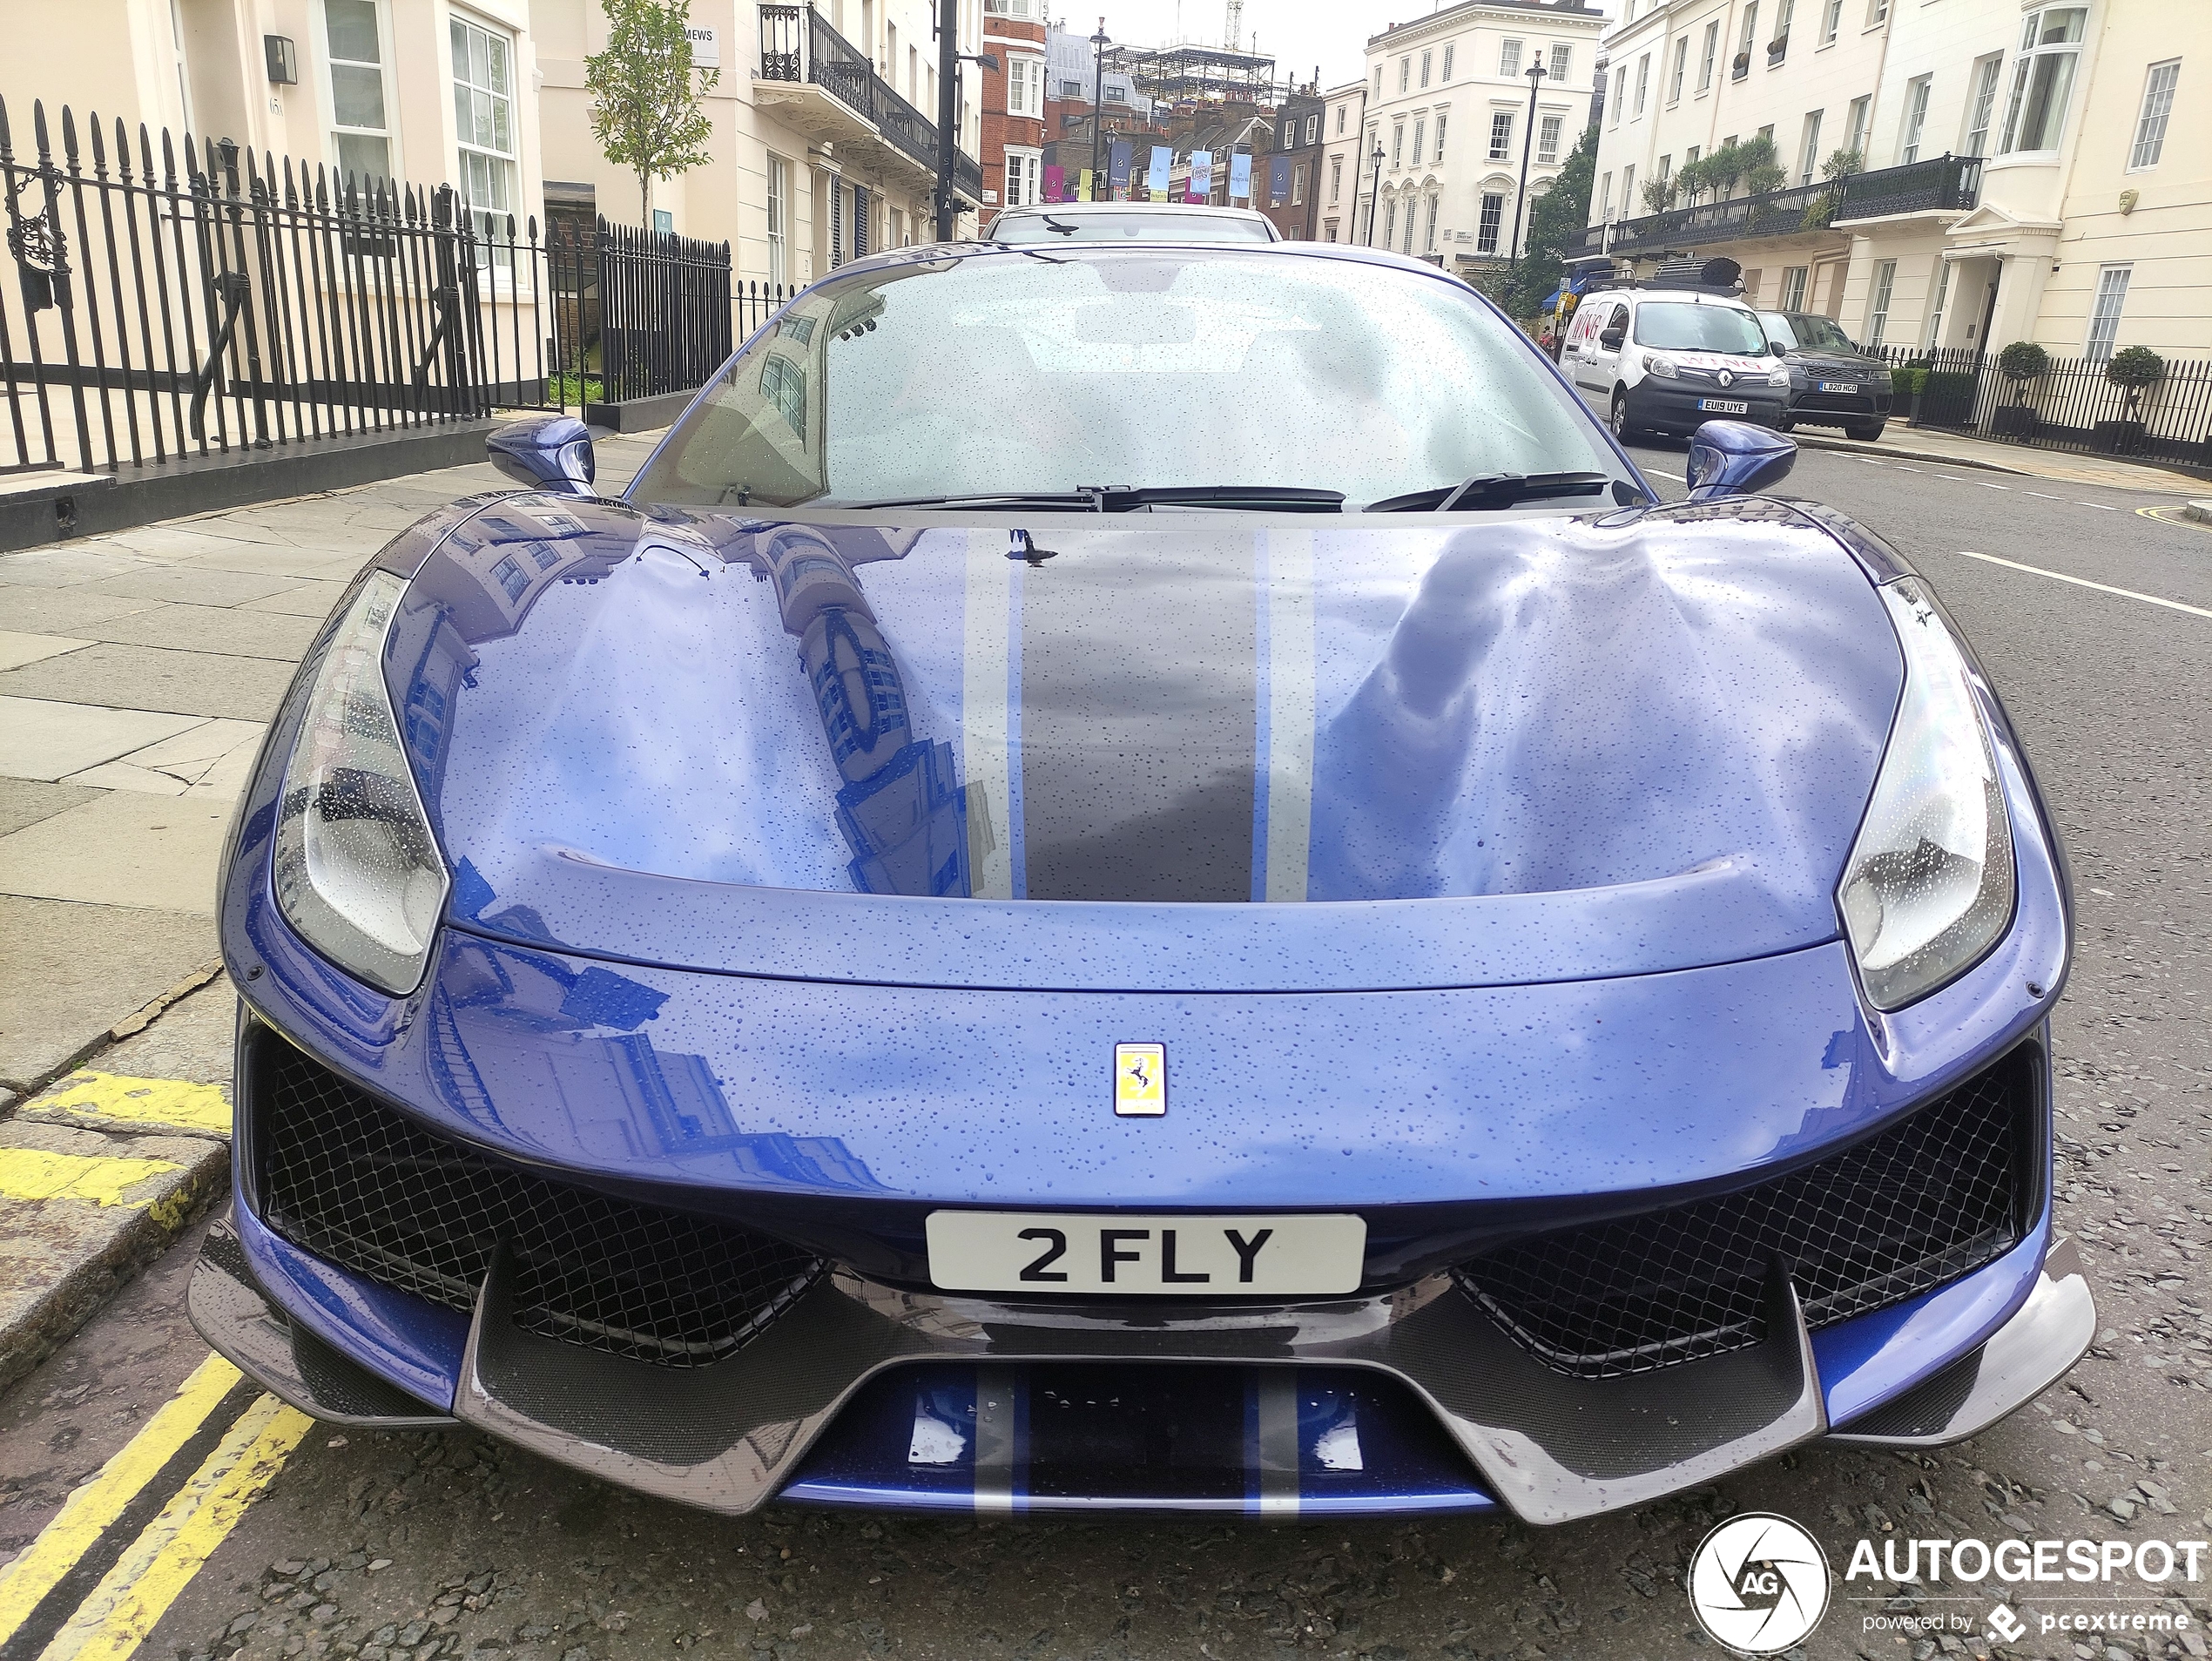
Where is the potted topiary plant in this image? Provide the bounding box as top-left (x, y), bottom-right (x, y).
top-left (2094, 344), bottom-right (2164, 455)
top-left (1992, 341), bottom-right (2047, 438)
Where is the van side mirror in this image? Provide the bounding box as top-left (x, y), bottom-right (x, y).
top-left (488, 415), bottom-right (596, 495)
top-left (1598, 326), bottom-right (1626, 350)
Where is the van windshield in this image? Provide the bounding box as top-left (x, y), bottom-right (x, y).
top-left (1632, 303), bottom-right (1769, 354)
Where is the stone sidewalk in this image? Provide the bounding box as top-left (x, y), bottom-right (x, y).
top-left (0, 428), bottom-right (663, 1384)
top-left (1792, 422), bottom-right (2209, 493)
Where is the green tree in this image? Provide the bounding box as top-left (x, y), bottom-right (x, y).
top-left (1505, 124), bottom-right (1596, 319)
top-left (587, 0), bottom-right (720, 228)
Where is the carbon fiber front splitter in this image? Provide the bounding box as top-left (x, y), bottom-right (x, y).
top-left (185, 1213), bottom-right (2097, 1524)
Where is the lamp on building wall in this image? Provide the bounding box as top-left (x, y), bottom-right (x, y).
top-left (1365, 139), bottom-right (1385, 245)
top-left (1507, 61), bottom-right (1547, 261)
top-left (264, 35), bottom-right (299, 85)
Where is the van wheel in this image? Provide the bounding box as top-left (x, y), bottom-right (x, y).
top-left (1845, 417), bottom-right (1886, 442)
top-left (1610, 392), bottom-right (1640, 442)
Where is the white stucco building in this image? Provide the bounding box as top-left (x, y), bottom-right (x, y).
top-left (1356, 0), bottom-right (1606, 273)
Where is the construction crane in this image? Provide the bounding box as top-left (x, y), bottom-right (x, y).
top-left (1224, 0), bottom-right (1242, 51)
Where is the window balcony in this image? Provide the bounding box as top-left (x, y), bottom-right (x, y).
top-left (758, 4), bottom-right (983, 206)
top-left (1574, 153), bottom-right (1979, 259)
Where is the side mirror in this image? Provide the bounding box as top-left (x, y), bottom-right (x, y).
top-left (488, 415), bottom-right (596, 495)
top-left (1685, 419), bottom-right (1797, 501)
top-left (1599, 327), bottom-right (1626, 350)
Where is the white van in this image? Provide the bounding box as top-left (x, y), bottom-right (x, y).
top-left (1561, 285), bottom-right (1791, 442)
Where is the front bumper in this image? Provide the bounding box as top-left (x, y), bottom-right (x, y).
top-left (1626, 379), bottom-right (1788, 433)
top-left (191, 1205), bottom-right (2093, 1523)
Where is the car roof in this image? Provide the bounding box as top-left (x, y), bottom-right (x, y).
top-left (993, 202), bottom-right (1271, 219)
top-left (821, 238), bottom-right (1467, 288)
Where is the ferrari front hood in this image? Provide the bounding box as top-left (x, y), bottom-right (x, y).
top-left (381, 494), bottom-right (1901, 991)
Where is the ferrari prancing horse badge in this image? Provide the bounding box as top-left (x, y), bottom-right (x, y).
top-left (1114, 1043), bottom-right (1165, 1117)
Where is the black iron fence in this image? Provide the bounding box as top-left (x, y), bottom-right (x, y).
top-left (2, 96), bottom-right (792, 479)
top-left (1875, 342), bottom-right (2212, 469)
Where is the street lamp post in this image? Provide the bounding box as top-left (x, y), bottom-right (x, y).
top-left (934, 0), bottom-right (958, 239)
top-left (1089, 19), bottom-right (1110, 200)
top-left (1507, 62), bottom-right (1547, 261)
top-left (1364, 139), bottom-right (1385, 245)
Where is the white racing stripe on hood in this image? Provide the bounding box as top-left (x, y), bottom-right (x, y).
top-left (962, 530), bottom-right (1015, 900)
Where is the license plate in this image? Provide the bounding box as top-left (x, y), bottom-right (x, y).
top-left (1818, 381), bottom-right (1859, 394)
top-left (1698, 397), bottom-right (1750, 414)
top-left (926, 1211), bottom-right (1367, 1295)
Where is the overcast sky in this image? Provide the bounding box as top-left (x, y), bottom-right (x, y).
top-left (1065, 0), bottom-right (1614, 95)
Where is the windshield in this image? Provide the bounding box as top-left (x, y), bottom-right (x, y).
top-left (1632, 302), bottom-right (1770, 354)
top-left (632, 250), bottom-right (1626, 511)
top-left (1761, 312), bottom-right (1859, 354)
top-left (991, 210), bottom-right (1273, 243)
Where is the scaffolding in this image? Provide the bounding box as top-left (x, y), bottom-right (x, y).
top-left (1105, 41), bottom-right (1280, 107)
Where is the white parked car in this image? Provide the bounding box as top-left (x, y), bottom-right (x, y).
top-left (1561, 284), bottom-right (1791, 441)
top-left (986, 203), bottom-right (1281, 243)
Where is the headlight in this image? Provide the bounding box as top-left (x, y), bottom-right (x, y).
top-left (1837, 578), bottom-right (2014, 1010)
top-left (1643, 354), bottom-right (1679, 378)
top-left (273, 572), bottom-right (448, 995)
top-left (1767, 368), bottom-right (1793, 387)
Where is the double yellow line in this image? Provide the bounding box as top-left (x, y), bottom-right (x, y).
top-left (0, 1355), bottom-right (312, 1661)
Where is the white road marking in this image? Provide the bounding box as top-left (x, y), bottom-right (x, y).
top-left (2077, 501), bottom-right (2116, 510)
top-left (1949, 550), bottom-right (2212, 621)
top-left (1642, 467), bottom-right (1686, 481)
top-left (1893, 465), bottom-right (1921, 472)
top-left (1932, 473), bottom-right (1966, 481)
top-left (1982, 482), bottom-right (2010, 490)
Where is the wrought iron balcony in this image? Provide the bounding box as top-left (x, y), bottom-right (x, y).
top-left (758, 4), bottom-right (982, 205)
top-left (1575, 153), bottom-right (1981, 259)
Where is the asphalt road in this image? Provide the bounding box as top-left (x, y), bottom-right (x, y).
top-left (3, 452), bottom-right (2209, 1661)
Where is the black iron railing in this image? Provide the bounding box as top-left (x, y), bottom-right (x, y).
top-left (757, 3), bottom-right (983, 201)
top-left (1577, 154), bottom-right (1981, 260)
top-left (1875, 342), bottom-right (2212, 472)
top-left (0, 96), bottom-right (800, 476)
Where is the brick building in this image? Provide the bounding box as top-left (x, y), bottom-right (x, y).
top-left (979, 0), bottom-right (1049, 225)
top-left (1259, 85), bottom-right (1328, 238)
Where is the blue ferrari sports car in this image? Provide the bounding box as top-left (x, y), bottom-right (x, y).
top-left (192, 240), bottom-right (2093, 1523)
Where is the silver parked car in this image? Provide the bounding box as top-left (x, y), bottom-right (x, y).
top-left (986, 202), bottom-right (1280, 243)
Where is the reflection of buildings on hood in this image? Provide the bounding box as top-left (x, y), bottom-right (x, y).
top-left (434, 933), bottom-right (887, 1188)
top-left (752, 525), bottom-right (978, 898)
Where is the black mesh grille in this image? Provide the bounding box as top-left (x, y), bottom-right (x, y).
top-left (1455, 1053), bottom-right (2032, 1379)
top-left (253, 1041), bottom-right (823, 1367)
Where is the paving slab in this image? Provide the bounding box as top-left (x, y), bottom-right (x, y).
top-left (0, 548), bottom-right (158, 590)
top-left (0, 777), bottom-right (103, 837)
top-left (64, 719), bottom-right (266, 796)
top-left (0, 586), bottom-right (158, 634)
top-left (0, 630), bottom-right (92, 672)
top-left (74, 565), bottom-right (306, 609)
top-left (0, 895), bottom-right (218, 1093)
top-left (0, 787), bottom-right (234, 914)
top-left (239, 580), bottom-right (350, 618)
top-left (175, 545), bottom-right (374, 584)
top-left (0, 642), bottom-right (295, 722)
top-left (77, 603), bottom-right (322, 662)
top-left (18, 1066), bottom-right (233, 1141)
top-left (0, 1116), bottom-right (230, 1393)
top-left (0, 697), bottom-right (206, 783)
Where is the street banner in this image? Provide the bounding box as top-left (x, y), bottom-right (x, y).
top-left (1043, 164), bottom-right (1064, 203)
top-left (1109, 138), bottom-right (1132, 194)
top-left (1188, 151), bottom-right (1212, 203)
top-left (1078, 169), bottom-right (1095, 201)
top-left (1147, 145), bottom-right (1171, 195)
top-left (1269, 154), bottom-right (1290, 206)
top-left (1229, 152), bottom-right (1251, 201)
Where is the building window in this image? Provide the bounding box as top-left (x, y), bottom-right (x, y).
top-left (1501, 39), bottom-right (1523, 78)
top-left (1384, 198), bottom-right (1397, 245)
top-left (1844, 93), bottom-right (1871, 162)
top-left (1734, 3), bottom-right (1757, 78)
top-left (325, 0), bottom-right (394, 181)
top-left (1538, 113), bottom-right (1561, 163)
top-left (1007, 57), bottom-right (1043, 119)
top-left (1412, 119), bottom-right (1426, 164)
top-left (1399, 57), bottom-right (1411, 92)
top-left (1476, 192), bottom-right (1504, 253)
top-left (1780, 266), bottom-right (1809, 309)
top-left (1797, 109), bottom-right (1823, 184)
top-left (2001, 7), bottom-right (2085, 153)
top-left (1820, 0), bottom-right (1842, 44)
top-left (1698, 21), bottom-right (1719, 91)
top-left (1373, 66), bottom-right (1383, 98)
top-left (1425, 193), bottom-right (1440, 251)
top-left (1898, 74), bottom-right (1932, 163)
top-left (1668, 37), bottom-right (1688, 103)
top-left (1622, 163), bottom-right (1635, 213)
top-left (1003, 151), bottom-right (1039, 206)
top-left (1549, 44), bottom-right (1570, 84)
top-left (1420, 49), bottom-right (1432, 87)
top-left (1771, 0), bottom-right (1795, 57)
top-left (1488, 111), bottom-right (1514, 160)
top-left (1600, 170), bottom-right (1612, 218)
top-left (1866, 258), bottom-right (1896, 347)
top-left (1924, 259), bottom-right (1951, 348)
top-left (1305, 112), bottom-right (1320, 145)
top-left (766, 154), bottom-right (790, 287)
top-left (2085, 265), bottom-right (2130, 361)
top-left (1393, 121), bottom-right (1406, 166)
top-left (1405, 198), bottom-right (1418, 253)
top-left (1324, 217), bottom-right (1339, 240)
top-left (2129, 60), bottom-right (2179, 170)
top-left (1610, 65), bottom-right (1626, 125)
top-left (1962, 56), bottom-right (2002, 157)
top-left (1442, 44), bottom-right (1455, 80)
top-left (1329, 155), bottom-right (1343, 200)
top-left (452, 15), bottom-right (516, 242)
top-left (1336, 104), bottom-right (1346, 135)
top-left (1434, 112), bottom-right (1447, 161)
top-left (1865, 0), bottom-right (1888, 24)
top-left (1291, 162), bottom-right (1306, 204)
top-left (1633, 54), bottom-right (1649, 116)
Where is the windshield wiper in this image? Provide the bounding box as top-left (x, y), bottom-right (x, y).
top-left (1365, 471), bottom-right (1614, 513)
top-left (827, 485), bottom-right (1346, 513)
